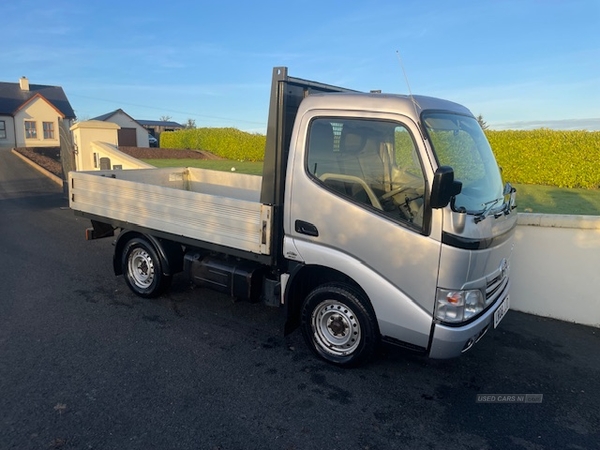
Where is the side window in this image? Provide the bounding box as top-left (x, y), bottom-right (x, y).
top-left (390, 126), bottom-right (426, 227)
top-left (25, 121), bottom-right (37, 139)
top-left (306, 118), bottom-right (426, 228)
top-left (43, 122), bottom-right (55, 139)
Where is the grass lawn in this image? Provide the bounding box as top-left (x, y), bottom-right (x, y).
top-left (513, 184), bottom-right (600, 216)
top-left (143, 159), bottom-right (264, 175)
top-left (143, 158), bottom-right (600, 216)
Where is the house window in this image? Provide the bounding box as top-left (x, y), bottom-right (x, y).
top-left (0, 121), bottom-right (6, 139)
top-left (43, 122), bottom-right (55, 139)
top-left (25, 121), bottom-right (37, 139)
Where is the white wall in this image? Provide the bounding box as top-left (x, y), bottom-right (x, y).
top-left (71, 120), bottom-right (120, 171)
top-left (511, 213), bottom-right (600, 328)
top-left (89, 141), bottom-right (154, 170)
top-left (71, 120), bottom-right (154, 171)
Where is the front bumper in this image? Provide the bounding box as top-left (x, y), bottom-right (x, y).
top-left (428, 297), bottom-right (505, 359)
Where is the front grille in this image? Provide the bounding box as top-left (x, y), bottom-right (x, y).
top-left (486, 271), bottom-right (508, 306)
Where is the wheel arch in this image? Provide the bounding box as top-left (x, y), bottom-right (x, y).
top-left (113, 230), bottom-right (184, 277)
top-left (283, 264), bottom-right (371, 335)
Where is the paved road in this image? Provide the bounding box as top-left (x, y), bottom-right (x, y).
top-left (1, 148), bottom-right (599, 450)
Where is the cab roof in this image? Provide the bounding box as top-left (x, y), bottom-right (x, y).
top-left (300, 92), bottom-right (474, 119)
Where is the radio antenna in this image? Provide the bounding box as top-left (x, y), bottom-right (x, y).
top-left (396, 51), bottom-right (413, 95)
top-left (396, 50), bottom-right (424, 135)
top-left (396, 50), bottom-right (420, 109)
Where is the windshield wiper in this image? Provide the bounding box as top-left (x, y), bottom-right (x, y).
top-left (474, 198), bottom-right (501, 224)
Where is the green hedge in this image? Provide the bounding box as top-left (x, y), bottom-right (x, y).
top-left (486, 130), bottom-right (600, 189)
top-left (160, 127), bottom-right (600, 189)
top-left (160, 128), bottom-right (266, 162)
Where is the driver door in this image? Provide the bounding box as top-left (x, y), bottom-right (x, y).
top-left (287, 115), bottom-right (442, 318)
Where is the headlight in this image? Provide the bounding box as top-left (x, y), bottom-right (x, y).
top-left (435, 288), bottom-right (485, 323)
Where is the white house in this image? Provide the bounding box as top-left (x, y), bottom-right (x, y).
top-left (0, 77), bottom-right (76, 149)
top-left (92, 109), bottom-right (150, 148)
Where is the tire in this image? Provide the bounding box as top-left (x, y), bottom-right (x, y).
top-left (301, 283), bottom-right (379, 367)
top-left (121, 237), bottom-right (172, 298)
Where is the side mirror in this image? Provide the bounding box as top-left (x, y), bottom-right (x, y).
top-left (431, 166), bottom-right (462, 208)
top-left (504, 182), bottom-right (517, 211)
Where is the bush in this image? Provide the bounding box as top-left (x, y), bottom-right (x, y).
top-left (160, 128), bottom-right (266, 162)
top-left (160, 127), bottom-right (600, 188)
top-left (486, 129), bottom-right (600, 189)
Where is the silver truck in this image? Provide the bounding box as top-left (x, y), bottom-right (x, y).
top-left (69, 67), bottom-right (517, 366)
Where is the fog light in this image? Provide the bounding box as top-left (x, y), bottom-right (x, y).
top-left (462, 337), bottom-right (475, 352)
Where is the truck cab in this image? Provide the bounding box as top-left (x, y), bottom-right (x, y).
top-left (275, 88), bottom-right (516, 365)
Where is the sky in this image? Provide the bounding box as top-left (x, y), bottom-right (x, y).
top-left (2, 0), bottom-right (599, 132)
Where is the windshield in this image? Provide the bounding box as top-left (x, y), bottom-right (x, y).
top-left (423, 112), bottom-right (504, 214)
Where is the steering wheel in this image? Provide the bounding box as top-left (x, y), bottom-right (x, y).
top-left (319, 173), bottom-right (383, 210)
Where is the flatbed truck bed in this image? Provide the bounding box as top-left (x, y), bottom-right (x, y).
top-left (69, 167), bottom-right (272, 257)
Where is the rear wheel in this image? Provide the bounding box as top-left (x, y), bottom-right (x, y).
top-left (121, 237), bottom-right (171, 298)
top-left (301, 283), bottom-right (379, 367)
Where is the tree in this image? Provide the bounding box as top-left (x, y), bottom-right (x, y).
top-left (184, 118), bottom-right (196, 129)
top-left (476, 114), bottom-right (489, 130)
top-left (159, 115), bottom-right (172, 122)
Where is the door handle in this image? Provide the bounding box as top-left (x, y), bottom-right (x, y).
top-left (295, 220), bottom-right (319, 237)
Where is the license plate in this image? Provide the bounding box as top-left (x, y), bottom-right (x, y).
top-left (494, 296), bottom-right (510, 328)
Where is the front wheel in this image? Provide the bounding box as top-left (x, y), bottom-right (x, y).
top-left (301, 283), bottom-right (379, 367)
top-left (121, 237), bottom-right (171, 298)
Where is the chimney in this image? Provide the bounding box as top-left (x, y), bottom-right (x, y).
top-left (19, 76), bottom-right (29, 91)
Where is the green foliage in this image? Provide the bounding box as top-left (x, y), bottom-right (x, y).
top-left (428, 130), bottom-right (486, 182)
top-left (486, 129), bottom-right (600, 189)
top-left (394, 129), bottom-right (415, 165)
top-left (160, 128), bottom-right (266, 162)
top-left (394, 129), bottom-right (422, 177)
top-left (476, 114), bottom-right (489, 130)
top-left (159, 127), bottom-right (600, 188)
